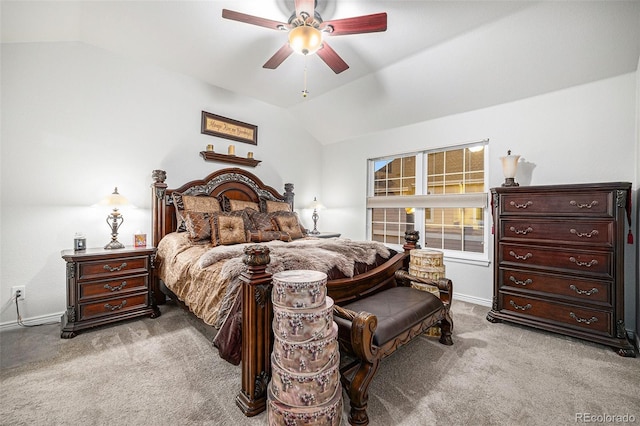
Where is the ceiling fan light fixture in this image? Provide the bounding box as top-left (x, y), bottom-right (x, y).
top-left (289, 25), bottom-right (322, 55)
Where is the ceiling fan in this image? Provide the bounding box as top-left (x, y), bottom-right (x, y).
top-left (221, 0), bottom-right (387, 74)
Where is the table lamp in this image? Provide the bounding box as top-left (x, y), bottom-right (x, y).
top-left (500, 150), bottom-right (520, 187)
top-left (309, 197), bottom-right (323, 235)
top-left (101, 187), bottom-right (129, 249)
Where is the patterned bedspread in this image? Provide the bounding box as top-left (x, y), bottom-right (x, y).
top-left (156, 232), bottom-right (236, 327)
top-left (156, 232), bottom-right (395, 364)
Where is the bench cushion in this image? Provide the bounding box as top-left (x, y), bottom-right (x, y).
top-left (334, 286), bottom-right (444, 347)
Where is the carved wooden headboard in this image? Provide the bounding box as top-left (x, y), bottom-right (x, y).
top-left (150, 167), bottom-right (295, 248)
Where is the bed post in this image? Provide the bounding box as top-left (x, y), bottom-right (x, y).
top-left (151, 170), bottom-right (168, 305)
top-left (236, 244), bottom-right (273, 417)
top-left (284, 183), bottom-right (294, 211)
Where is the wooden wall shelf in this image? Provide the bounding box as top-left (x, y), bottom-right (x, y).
top-left (199, 151), bottom-right (261, 167)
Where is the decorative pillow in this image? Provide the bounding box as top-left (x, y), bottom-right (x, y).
top-left (264, 200), bottom-right (291, 213)
top-left (272, 213), bottom-right (304, 240)
top-left (183, 211), bottom-right (212, 243)
top-left (210, 211), bottom-right (252, 246)
top-left (228, 198), bottom-right (259, 212)
top-left (183, 195), bottom-right (222, 212)
top-left (173, 192), bottom-right (221, 231)
top-left (247, 210), bottom-right (277, 232)
top-left (246, 230), bottom-right (292, 243)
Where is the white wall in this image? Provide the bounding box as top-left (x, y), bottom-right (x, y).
top-left (2, 41), bottom-right (638, 334)
top-left (320, 73), bottom-right (639, 330)
top-left (0, 42), bottom-right (322, 325)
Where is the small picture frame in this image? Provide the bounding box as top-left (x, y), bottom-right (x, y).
top-left (134, 233), bottom-right (147, 248)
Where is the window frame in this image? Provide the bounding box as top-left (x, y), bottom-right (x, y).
top-left (366, 141), bottom-right (490, 265)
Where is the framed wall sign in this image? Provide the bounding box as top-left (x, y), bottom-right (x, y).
top-left (201, 111), bottom-right (258, 145)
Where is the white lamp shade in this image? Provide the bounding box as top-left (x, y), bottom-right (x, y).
top-left (500, 153), bottom-right (520, 179)
top-left (99, 187), bottom-right (129, 208)
top-left (310, 197), bottom-right (323, 210)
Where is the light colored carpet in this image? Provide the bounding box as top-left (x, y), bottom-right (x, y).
top-left (1, 301), bottom-right (638, 425)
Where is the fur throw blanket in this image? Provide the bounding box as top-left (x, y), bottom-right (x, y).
top-left (199, 238), bottom-right (391, 279)
top-left (203, 237), bottom-right (391, 342)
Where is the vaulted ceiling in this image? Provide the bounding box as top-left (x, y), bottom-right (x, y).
top-left (2, 1), bottom-right (639, 145)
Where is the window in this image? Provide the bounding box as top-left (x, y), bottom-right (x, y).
top-left (367, 143), bottom-right (488, 261)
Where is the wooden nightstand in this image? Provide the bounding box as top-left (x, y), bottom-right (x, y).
top-left (310, 232), bottom-right (341, 238)
top-left (60, 246), bottom-right (160, 338)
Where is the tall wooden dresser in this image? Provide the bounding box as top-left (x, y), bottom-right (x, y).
top-left (486, 182), bottom-right (635, 356)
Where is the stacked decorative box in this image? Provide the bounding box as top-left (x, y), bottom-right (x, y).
top-left (268, 270), bottom-right (342, 426)
top-left (409, 249), bottom-right (445, 337)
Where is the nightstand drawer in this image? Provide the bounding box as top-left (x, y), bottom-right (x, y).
top-left (79, 293), bottom-right (149, 321)
top-left (79, 275), bottom-right (149, 301)
top-left (78, 256), bottom-right (150, 281)
top-left (502, 293), bottom-right (611, 335)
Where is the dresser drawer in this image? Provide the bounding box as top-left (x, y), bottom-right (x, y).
top-left (79, 293), bottom-right (149, 321)
top-left (501, 293), bottom-right (611, 335)
top-left (500, 243), bottom-right (612, 278)
top-left (77, 256), bottom-right (150, 281)
top-left (499, 268), bottom-right (610, 304)
top-left (500, 219), bottom-right (613, 247)
top-left (500, 191), bottom-right (614, 217)
top-left (79, 275), bottom-right (148, 301)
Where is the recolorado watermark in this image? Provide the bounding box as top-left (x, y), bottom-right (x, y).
top-left (576, 413), bottom-right (636, 423)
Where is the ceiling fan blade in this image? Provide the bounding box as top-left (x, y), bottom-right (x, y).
top-left (316, 42), bottom-right (349, 74)
top-left (263, 43), bottom-right (294, 69)
top-left (294, 0), bottom-right (315, 19)
top-left (321, 12), bottom-right (387, 36)
top-left (222, 9), bottom-right (288, 31)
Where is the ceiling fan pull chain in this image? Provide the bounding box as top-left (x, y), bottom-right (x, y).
top-left (302, 58), bottom-right (309, 98)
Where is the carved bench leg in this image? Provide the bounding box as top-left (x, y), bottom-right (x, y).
top-left (348, 358), bottom-right (380, 426)
top-left (439, 313), bottom-right (454, 346)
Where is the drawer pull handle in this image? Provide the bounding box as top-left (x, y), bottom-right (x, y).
top-left (569, 200), bottom-right (599, 209)
top-left (569, 312), bottom-right (598, 325)
top-left (509, 226), bottom-right (533, 235)
top-left (570, 229), bottom-right (599, 238)
top-left (103, 262), bottom-right (127, 272)
top-left (509, 251), bottom-right (532, 261)
top-left (509, 201), bottom-right (533, 209)
top-left (569, 285), bottom-right (599, 296)
top-left (509, 300), bottom-right (532, 311)
top-left (569, 257), bottom-right (598, 267)
top-left (104, 281), bottom-right (127, 292)
top-left (104, 300), bottom-right (127, 311)
top-left (509, 276), bottom-right (532, 286)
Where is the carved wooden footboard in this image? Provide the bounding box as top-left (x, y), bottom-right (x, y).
top-left (235, 236), bottom-right (417, 416)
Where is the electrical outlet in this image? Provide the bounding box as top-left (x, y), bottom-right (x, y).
top-left (12, 286), bottom-right (25, 301)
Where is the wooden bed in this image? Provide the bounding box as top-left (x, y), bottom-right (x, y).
top-left (150, 167), bottom-right (416, 417)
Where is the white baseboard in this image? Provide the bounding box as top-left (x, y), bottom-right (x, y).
top-left (0, 312), bottom-right (62, 332)
top-left (453, 292), bottom-right (492, 307)
top-left (0, 293), bottom-right (493, 331)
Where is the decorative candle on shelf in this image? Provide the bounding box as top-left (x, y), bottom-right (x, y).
top-left (206, 144), bottom-right (214, 152)
top-left (247, 152), bottom-right (254, 159)
top-left (228, 145), bottom-right (235, 155)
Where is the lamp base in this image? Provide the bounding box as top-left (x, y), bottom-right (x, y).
top-left (309, 230), bottom-right (320, 235)
top-left (502, 178), bottom-right (519, 187)
top-left (104, 240), bottom-right (125, 250)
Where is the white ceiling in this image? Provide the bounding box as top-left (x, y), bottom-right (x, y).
top-left (2, 1), bottom-right (639, 145)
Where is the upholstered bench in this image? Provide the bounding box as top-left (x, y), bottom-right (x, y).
top-left (333, 270), bottom-right (453, 426)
